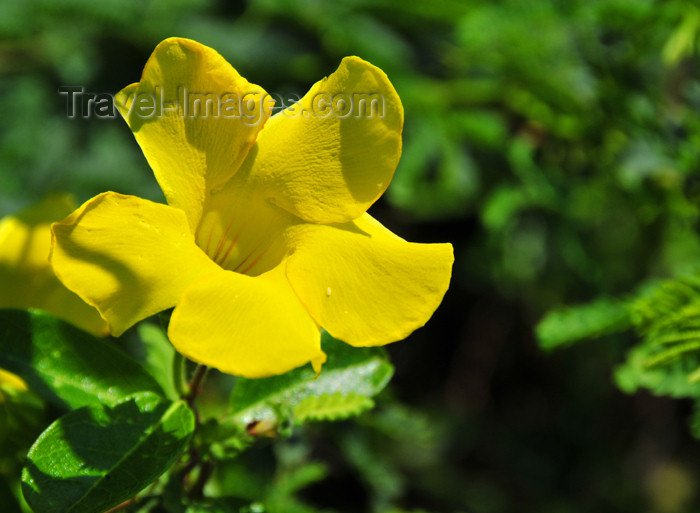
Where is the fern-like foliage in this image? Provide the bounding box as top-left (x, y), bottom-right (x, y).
top-left (628, 275), bottom-right (700, 333)
top-left (614, 343), bottom-right (700, 399)
top-left (537, 272), bottom-right (700, 401)
top-left (536, 297), bottom-right (632, 351)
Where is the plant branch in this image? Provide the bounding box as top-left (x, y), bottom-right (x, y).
top-left (183, 364), bottom-right (208, 408)
top-left (188, 459), bottom-right (214, 500)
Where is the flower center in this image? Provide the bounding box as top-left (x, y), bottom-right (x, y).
top-left (195, 183), bottom-right (294, 276)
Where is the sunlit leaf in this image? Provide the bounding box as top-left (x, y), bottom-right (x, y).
top-left (21, 392), bottom-right (194, 513)
top-left (230, 332), bottom-right (393, 427)
top-left (0, 309), bottom-right (163, 409)
top-left (137, 322), bottom-right (179, 400)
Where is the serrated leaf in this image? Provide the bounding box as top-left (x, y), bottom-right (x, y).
top-left (0, 309), bottom-right (163, 409)
top-left (21, 392), bottom-right (194, 513)
top-left (293, 393), bottom-right (374, 423)
top-left (230, 332), bottom-right (393, 426)
top-left (536, 298), bottom-right (632, 351)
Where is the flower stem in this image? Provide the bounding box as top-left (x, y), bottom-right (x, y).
top-left (184, 364), bottom-right (208, 408)
top-left (173, 352), bottom-right (186, 397)
top-left (188, 459), bottom-right (214, 500)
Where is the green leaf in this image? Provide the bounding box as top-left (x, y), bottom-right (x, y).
top-left (0, 309), bottom-right (163, 409)
top-left (338, 430), bottom-right (404, 505)
top-left (293, 393), bottom-right (374, 423)
top-left (662, 6), bottom-right (700, 66)
top-left (272, 462), bottom-right (327, 497)
top-left (614, 343), bottom-right (700, 399)
top-left (21, 392), bottom-right (194, 513)
top-left (230, 332), bottom-right (393, 427)
top-left (481, 186), bottom-right (528, 232)
top-left (265, 460), bottom-right (328, 513)
top-left (643, 340), bottom-right (700, 368)
top-left (536, 298), bottom-right (632, 351)
top-left (0, 380), bottom-right (45, 457)
top-left (137, 322), bottom-right (179, 400)
top-left (626, 275), bottom-right (700, 331)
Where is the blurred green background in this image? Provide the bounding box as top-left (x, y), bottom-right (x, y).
top-left (3, 0), bottom-right (700, 511)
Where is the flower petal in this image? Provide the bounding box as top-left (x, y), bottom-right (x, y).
top-left (115, 37), bottom-right (272, 231)
top-left (168, 265), bottom-right (326, 378)
top-left (51, 192), bottom-right (220, 336)
top-left (246, 56), bottom-right (403, 224)
top-left (286, 215), bottom-right (453, 346)
top-left (195, 166), bottom-right (301, 275)
top-left (0, 194), bottom-right (108, 336)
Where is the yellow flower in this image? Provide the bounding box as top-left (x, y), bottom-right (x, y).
top-left (50, 38), bottom-right (453, 378)
top-left (0, 195), bottom-right (108, 336)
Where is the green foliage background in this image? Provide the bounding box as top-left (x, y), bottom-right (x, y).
top-left (3, 0), bottom-right (700, 511)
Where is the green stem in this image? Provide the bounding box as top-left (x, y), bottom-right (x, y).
top-left (173, 352), bottom-right (187, 398)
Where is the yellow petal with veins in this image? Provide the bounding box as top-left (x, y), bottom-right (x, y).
top-left (195, 164), bottom-right (300, 275)
top-left (115, 37), bottom-right (272, 232)
top-left (51, 192), bottom-right (220, 336)
top-left (286, 214), bottom-right (453, 346)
